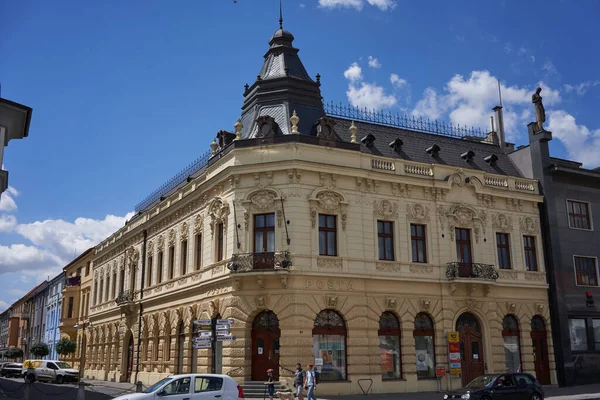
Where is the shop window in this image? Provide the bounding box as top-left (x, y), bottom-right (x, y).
top-left (379, 312), bottom-right (401, 379)
top-left (593, 319), bottom-right (600, 351)
top-left (313, 310), bottom-right (346, 381)
top-left (413, 313), bottom-right (435, 378)
top-left (502, 315), bottom-right (521, 373)
top-left (568, 318), bottom-right (588, 352)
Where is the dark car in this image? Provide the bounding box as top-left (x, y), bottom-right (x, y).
top-left (0, 363), bottom-right (24, 378)
top-left (443, 373), bottom-right (544, 400)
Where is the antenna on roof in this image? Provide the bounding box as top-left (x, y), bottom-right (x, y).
top-left (279, 0), bottom-right (283, 29)
top-left (497, 79), bottom-right (503, 107)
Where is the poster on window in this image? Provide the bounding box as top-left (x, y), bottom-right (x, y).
top-left (416, 350), bottom-right (428, 371)
top-left (380, 349), bottom-right (393, 372)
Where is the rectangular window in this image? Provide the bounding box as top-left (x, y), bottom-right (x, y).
top-left (168, 246), bottom-right (175, 279)
top-left (593, 319), bottom-right (600, 351)
top-left (455, 228), bottom-right (472, 263)
top-left (85, 262), bottom-right (90, 276)
top-left (112, 272), bottom-right (117, 298)
top-left (410, 224), bottom-right (427, 263)
top-left (120, 269), bottom-right (125, 294)
top-left (574, 256), bottom-right (599, 286)
top-left (319, 215), bottom-right (337, 256)
top-left (496, 233), bottom-right (512, 269)
top-left (569, 318), bottom-right (588, 351)
top-left (523, 236), bottom-right (537, 271)
top-left (85, 293), bottom-right (89, 317)
top-left (216, 223), bottom-right (224, 262)
top-left (99, 280), bottom-right (104, 303)
top-left (157, 252), bottom-right (164, 284)
top-left (567, 200), bottom-right (592, 230)
top-left (67, 297), bottom-right (74, 319)
top-left (93, 283), bottom-right (97, 306)
top-left (147, 256), bottom-right (153, 287)
top-left (195, 234), bottom-right (202, 270)
top-left (254, 213), bottom-right (275, 253)
top-left (313, 334), bottom-right (346, 380)
top-left (377, 221), bottom-right (395, 261)
top-left (181, 240), bottom-right (188, 276)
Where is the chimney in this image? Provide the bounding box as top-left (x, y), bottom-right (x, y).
top-left (493, 106), bottom-right (505, 151)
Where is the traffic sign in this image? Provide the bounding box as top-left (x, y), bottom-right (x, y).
top-left (216, 335), bottom-right (236, 341)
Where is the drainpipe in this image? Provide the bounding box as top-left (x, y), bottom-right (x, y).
top-left (135, 229), bottom-right (147, 384)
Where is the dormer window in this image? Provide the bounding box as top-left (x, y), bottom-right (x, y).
top-left (484, 154), bottom-right (499, 165)
top-left (389, 138), bottom-right (403, 152)
top-left (461, 150), bottom-right (475, 162)
top-left (315, 117), bottom-right (337, 140)
top-left (361, 133), bottom-right (376, 148)
top-left (256, 116), bottom-right (277, 138)
top-left (426, 144), bottom-right (440, 157)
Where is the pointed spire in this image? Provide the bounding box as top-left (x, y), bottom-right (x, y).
top-left (279, 0), bottom-right (283, 29)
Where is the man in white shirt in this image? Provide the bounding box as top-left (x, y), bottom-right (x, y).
top-left (303, 363), bottom-right (317, 400)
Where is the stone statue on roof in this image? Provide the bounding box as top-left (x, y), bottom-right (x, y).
top-left (532, 87), bottom-right (546, 132)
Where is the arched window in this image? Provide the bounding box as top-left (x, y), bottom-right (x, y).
top-left (413, 313), bottom-right (435, 378)
top-left (502, 315), bottom-right (521, 373)
top-left (313, 310), bottom-right (347, 381)
top-left (379, 312), bottom-right (401, 380)
top-left (176, 322), bottom-right (185, 374)
top-left (531, 316), bottom-right (546, 331)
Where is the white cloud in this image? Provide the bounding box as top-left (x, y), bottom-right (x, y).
top-left (390, 73), bottom-right (407, 88)
top-left (0, 186), bottom-right (18, 212)
top-left (343, 62), bottom-right (363, 82)
top-left (0, 300), bottom-right (8, 312)
top-left (299, 3), bottom-right (306, 8)
top-left (368, 56), bottom-right (381, 69)
top-left (564, 80), bottom-right (600, 96)
top-left (547, 110), bottom-right (600, 167)
top-left (366, 0), bottom-right (396, 10)
top-left (542, 60), bottom-right (558, 76)
top-left (0, 244), bottom-right (64, 273)
top-left (347, 82), bottom-right (397, 110)
top-left (0, 214), bottom-right (17, 232)
top-left (318, 0), bottom-right (363, 10)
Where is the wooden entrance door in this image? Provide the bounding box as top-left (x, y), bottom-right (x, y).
top-left (126, 335), bottom-right (134, 382)
top-left (251, 311), bottom-right (280, 381)
top-left (457, 313), bottom-right (485, 386)
top-left (531, 316), bottom-right (551, 384)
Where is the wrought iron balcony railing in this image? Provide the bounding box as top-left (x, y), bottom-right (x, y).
top-left (65, 276), bottom-right (81, 287)
top-left (227, 251), bottom-right (292, 273)
top-left (446, 262), bottom-right (499, 281)
top-left (116, 290), bottom-right (135, 305)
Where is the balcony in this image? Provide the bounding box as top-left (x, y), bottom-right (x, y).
top-left (64, 276), bottom-right (81, 287)
top-left (227, 251), bottom-right (292, 273)
top-left (116, 290), bottom-right (135, 306)
top-left (445, 262), bottom-right (499, 282)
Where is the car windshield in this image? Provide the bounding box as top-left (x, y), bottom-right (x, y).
top-left (144, 377), bottom-right (173, 393)
top-left (55, 362), bottom-right (72, 369)
top-left (465, 375), bottom-right (497, 389)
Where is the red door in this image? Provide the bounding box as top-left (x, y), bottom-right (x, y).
top-left (251, 311), bottom-right (280, 380)
top-left (457, 313), bottom-right (485, 386)
top-left (531, 316), bottom-right (550, 384)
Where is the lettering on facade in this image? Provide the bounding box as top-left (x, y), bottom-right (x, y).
top-left (305, 279), bottom-right (355, 291)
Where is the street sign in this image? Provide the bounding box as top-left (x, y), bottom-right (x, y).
top-left (449, 352), bottom-right (461, 361)
top-left (198, 331), bottom-right (212, 337)
top-left (216, 330), bottom-right (230, 336)
top-left (217, 319), bottom-right (234, 325)
top-left (192, 337), bottom-right (212, 343)
top-left (193, 342), bottom-right (212, 349)
top-left (447, 332), bottom-right (460, 343)
top-left (216, 335), bottom-right (236, 341)
top-left (216, 324), bottom-right (229, 330)
top-left (194, 319), bottom-right (212, 325)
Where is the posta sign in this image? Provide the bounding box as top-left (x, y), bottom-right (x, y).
top-left (23, 360), bottom-right (43, 369)
top-left (447, 332), bottom-right (462, 375)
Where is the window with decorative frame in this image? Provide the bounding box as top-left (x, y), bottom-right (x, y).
top-left (413, 313), bottom-right (435, 378)
top-left (319, 215), bottom-right (337, 256)
top-left (411, 224), bottom-right (427, 263)
top-left (181, 240), bottom-right (188, 276)
top-left (157, 252), bottom-right (164, 284)
top-left (574, 256), bottom-right (599, 287)
top-left (313, 309), bottom-right (347, 381)
top-left (195, 234), bottom-right (202, 271)
top-left (216, 223), bottom-right (224, 262)
top-left (377, 221), bottom-right (395, 261)
top-left (379, 312), bottom-right (402, 379)
top-left (567, 200), bottom-right (592, 230)
top-left (168, 245), bottom-right (175, 280)
top-left (146, 256), bottom-right (153, 287)
top-left (523, 236), bottom-right (537, 271)
top-left (502, 315), bottom-right (522, 373)
top-left (496, 233), bottom-right (512, 269)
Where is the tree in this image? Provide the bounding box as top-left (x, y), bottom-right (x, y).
top-left (5, 347), bottom-right (24, 360)
top-left (55, 338), bottom-right (77, 360)
top-left (30, 343), bottom-right (50, 358)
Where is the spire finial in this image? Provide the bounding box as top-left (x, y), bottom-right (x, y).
top-left (279, 0), bottom-right (283, 29)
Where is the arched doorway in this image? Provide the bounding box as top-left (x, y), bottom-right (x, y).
top-left (456, 312), bottom-right (484, 386)
top-left (530, 316), bottom-right (550, 384)
top-left (124, 333), bottom-right (134, 382)
top-left (251, 311), bottom-right (280, 381)
top-left (502, 315), bottom-right (522, 373)
top-left (176, 322), bottom-right (185, 374)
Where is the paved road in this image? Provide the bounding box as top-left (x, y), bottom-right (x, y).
top-left (0, 377), bottom-right (111, 400)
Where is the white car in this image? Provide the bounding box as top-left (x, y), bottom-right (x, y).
top-left (112, 374), bottom-right (245, 400)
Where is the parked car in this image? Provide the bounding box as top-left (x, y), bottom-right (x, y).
top-left (443, 373), bottom-right (544, 400)
top-left (112, 374), bottom-right (245, 400)
top-left (22, 359), bottom-right (79, 383)
top-left (0, 363), bottom-right (24, 378)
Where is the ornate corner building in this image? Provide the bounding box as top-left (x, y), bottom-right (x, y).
top-left (86, 23), bottom-right (555, 394)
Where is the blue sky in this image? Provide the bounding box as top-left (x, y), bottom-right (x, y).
top-left (1, 0), bottom-right (599, 310)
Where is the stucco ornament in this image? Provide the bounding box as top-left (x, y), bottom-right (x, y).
top-left (208, 197), bottom-right (229, 237)
top-left (520, 216), bottom-right (539, 234)
top-left (406, 203), bottom-right (430, 222)
top-left (243, 188), bottom-right (283, 228)
top-left (446, 203), bottom-right (487, 242)
top-left (168, 229), bottom-right (175, 246)
top-left (127, 246), bottom-right (140, 270)
top-left (249, 189), bottom-right (277, 210)
top-left (147, 240), bottom-right (154, 256)
top-left (157, 235), bottom-right (164, 250)
top-left (492, 213), bottom-right (513, 231)
top-left (326, 295), bottom-right (338, 308)
top-left (193, 214), bottom-right (203, 234)
top-left (180, 222), bottom-right (188, 241)
top-left (373, 199), bottom-right (398, 219)
top-left (309, 189), bottom-right (348, 230)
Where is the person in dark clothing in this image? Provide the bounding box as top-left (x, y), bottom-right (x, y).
top-left (294, 363), bottom-right (306, 400)
top-left (265, 368), bottom-right (275, 400)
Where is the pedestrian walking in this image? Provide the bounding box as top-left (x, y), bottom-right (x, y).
top-left (294, 362), bottom-right (306, 400)
top-left (304, 364), bottom-right (317, 400)
top-left (265, 368), bottom-right (275, 400)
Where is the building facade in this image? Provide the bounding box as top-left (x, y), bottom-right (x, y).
top-left (510, 124), bottom-right (600, 386)
top-left (0, 97), bottom-right (32, 196)
top-left (30, 282), bottom-right (49, 354)
top-left (45, 273), bottom-right (64, 360)
top-left (0, 309), bottom-right (11, 358)
top-left (85, 24), bottom-right (555, 395)
top-left (75, 249), bottom-right (94, 374)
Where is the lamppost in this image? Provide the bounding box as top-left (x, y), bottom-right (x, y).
top-left (73, 321), bottom-right (92, 379)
